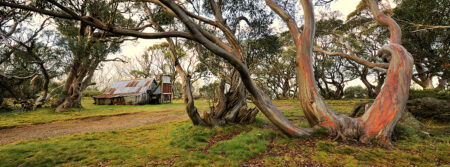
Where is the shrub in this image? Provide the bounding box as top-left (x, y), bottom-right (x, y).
top-left (344, 86), bottom-right (368, 99)
top-left (82, 90), bottom-right (103, 97)
top-left (408, 89), bottom-right (450, 100)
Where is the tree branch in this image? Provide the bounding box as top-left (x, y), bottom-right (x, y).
top-left (159, 0), bottom-right (310, 137)
top-left (266, 0), bottom-right (300, 46)
top-left (0, 72), bottom-right (37, 80)
top-left (313, 47), bottom-right (388, 72)
top-left (0, 1), bottom-right (196, 40)
top-left (231, 16), bottom-right (251, 33)
top-left (104, 57), bottom-right (127, 63)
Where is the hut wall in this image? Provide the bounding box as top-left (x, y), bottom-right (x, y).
top-left (124, 96), bottom-right (136, 105)
top-left (159, 94), bottom-right (171, 104)
top-left (113, 97), bottom-right (125, 105)
top-left (136, 93), bottom-right (149, 105)
top-left (95, 98), bottom-right (113, 105)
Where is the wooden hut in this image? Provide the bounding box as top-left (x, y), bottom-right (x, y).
top-left (93, 76), bottom-right (172, 105)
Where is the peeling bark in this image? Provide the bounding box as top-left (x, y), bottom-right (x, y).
top-left (142, 3), bottom-right (207, 126)
top-left (268, 0), bottom-right (413, 146)
top-left (203, 73), bottom-right (258, 126)
top-left (160, 0), bottom-right (311, 136)
top-left (54, 23), bottom-right (101, 112)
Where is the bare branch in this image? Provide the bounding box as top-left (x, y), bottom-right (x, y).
top-left (0, 1), bottom-right (196, 40)
top-left (364, 0), bottom-right (402, 44)
top-left (231, 16), bottom-right (251, 33)
top-left (312, 34), bottom-right (389, 73)
top-left (159, 0), bottom-right (310, 137)
top-left (97, 37), bottom-right (137, 43)
top-left (313, 47), bottom-right (388, 72)
top-left (397, 19), bottom-right (450, 32)
top-left (104, 57), bottom-right (127, 63)
top-left (127, 24), bottom-right (152, 31)
top-left (265, 0), bottom-right (300, 46)
top-left (0, 72), bottom-right (37, 80)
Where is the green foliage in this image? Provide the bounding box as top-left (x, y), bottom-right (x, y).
top-left (130, 42), bottom-right (176, 79)
top-left (344, 86), bottom-right (368, 99)
top-left (249, 34), bottom-right (296, 99)
top-left (409, 89), bottom-right (450, 100)
top-left (82, 90), bottom-right (102, 97)
top-left (199, 81), bottom-right (219, 101)
top-left (394, 0), bottom-right (450, 82)
top-left (153, 7), bottom-right (175, 25)
top-left (346, 1), bottom-right (367, 20)
top-left (0, 24), bottom-right (67, 105)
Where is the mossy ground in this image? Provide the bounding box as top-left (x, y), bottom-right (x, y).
top-left (0, 98), bottom-right (448, 166)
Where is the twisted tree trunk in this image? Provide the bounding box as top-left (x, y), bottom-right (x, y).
top-left (159, 0), bottom-right (311, 136)
top-left (267, 0), bottom-right (413, 146)
top-left (144, 2), bottom-right (255, 126)
top-left (32, 63), bottom-right (49, 110)
top-left (203, 74), bottom-right (259, 126)
top-left (30, 51), bottom-right (50, 110)
top-left (53, 24), bottom-right (99, 112)
top-left (54, 60), bottom-right (97, 112)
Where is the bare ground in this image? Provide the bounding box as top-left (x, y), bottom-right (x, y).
top-left (0, 109), bottom-right (187, 145)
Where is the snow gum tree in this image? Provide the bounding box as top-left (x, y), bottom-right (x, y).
top-left (267, 0), bottom-right (413, 146)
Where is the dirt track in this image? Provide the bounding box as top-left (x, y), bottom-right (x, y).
top-left (0, 109), bottom-right (187, 145)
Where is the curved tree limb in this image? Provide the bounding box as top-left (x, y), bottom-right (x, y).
top-left (266, 0), bottom-right (301, 46)
top-left (271, 0), bottom-right (413, 146)
top-left (0, 73), bottom-right (37, 80)
top-left (364, 0), bottom-right (401, 44)
top-left (160, 0), bottom-right (311, 137)
top-left (0, 1), bottom-right (195, 40)
top-left (313, 46), bottom-right (388, 72)
top-left (142, 2), bottom-right (207, 126)
top-left (104, 57), bottom-right (128, 63)
top-left (231, 16), bottom-right (251, 33)
top-left (358, 0), bottom-right (414, 146)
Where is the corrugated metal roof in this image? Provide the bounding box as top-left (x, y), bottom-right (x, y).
top-left (94, 78), bottom-right (158, 98)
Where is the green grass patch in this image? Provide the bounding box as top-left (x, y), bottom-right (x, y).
top-left (208, 129), bottom-right (275, 166)
top-left (0, 98), bottom-right (210, 129)
top-left (0, 98), bottom-right (448, 166)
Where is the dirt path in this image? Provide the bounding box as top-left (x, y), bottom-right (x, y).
top-left (0, 110), bottom-right (188, 145)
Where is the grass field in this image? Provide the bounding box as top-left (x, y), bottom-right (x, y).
top-left (0, 98), bottom-right (209, 129)
top-left (0, 98), bottom-right (448, 166)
